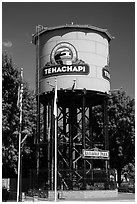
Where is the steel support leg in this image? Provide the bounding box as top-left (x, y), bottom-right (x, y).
top-left (69, 100), bottom-right (77, 189)
top-left (82, 90), bottom-right (86, 189)
top-left (103, 97), bottom-right (109, 171)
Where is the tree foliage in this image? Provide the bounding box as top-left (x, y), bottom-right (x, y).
top-left (2, 51), bottom-right (19, 176)
top-left (108, 90), bottom-right (135, 168)
top-left (91, 90), bottom-right (135, 185)
top-left (92, 90), bottom-right (135, 175)
top-left (2, 51), bottom-right (36, 177)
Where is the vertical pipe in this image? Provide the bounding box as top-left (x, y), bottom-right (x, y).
top-left (103, 97), bottom-right (109, 171)
top-left (45, 104), bottom-right (50, 189)
top-left (69, 103), bottom-right (73, 189)
top-left (89, 105), bottom-right (93, 148)
top-left (54, 111), bottom-right (57, 201)
top-left (17, 132), bottom-right (22, 202)
top-left (36, 99), bottom-right (40, 189)
top-left (89, 105), bottom-right (93, 172)
top-left (53, 80), bottom-right (58, 201)
top-left (82, 90), bottom-right (86, 148)
top-left (103, 97), bottom-right (108, 150)
top-left (44, 104), bottom-right (47, 142)
top-left (63, 106), bottom-right (66, 172)
top-left (82, 90), bottom-right (86, 189)
top-left (51, 99), bottom-right (54, 190)
top-left (69, 98), bottom-right (77, 189)
top-left (36, 25), bottom-right (40, 189)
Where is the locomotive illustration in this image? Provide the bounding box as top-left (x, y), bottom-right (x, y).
top-left (54, 47), bottom-right (73, 65)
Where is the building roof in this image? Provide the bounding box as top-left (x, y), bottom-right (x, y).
top-left (32, 24), bottom-right (114, 44)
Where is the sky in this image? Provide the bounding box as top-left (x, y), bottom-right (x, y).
top-left (2, 1), bottom-right (135, 98)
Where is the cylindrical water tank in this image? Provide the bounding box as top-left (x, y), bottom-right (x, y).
top-left (32, 25), bottom-right (113, 94)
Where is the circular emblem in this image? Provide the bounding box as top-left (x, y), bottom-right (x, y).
top-left (50, 42), bottom-right (77, 65)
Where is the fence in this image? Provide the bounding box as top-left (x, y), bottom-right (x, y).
top-left (29, 168), bottom-right (117, 191)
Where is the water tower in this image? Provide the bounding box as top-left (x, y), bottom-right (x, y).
top-left (32, 24), bottom-right (114, 192)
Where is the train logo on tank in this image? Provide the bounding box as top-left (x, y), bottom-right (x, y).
top-left (43, 42), bottom-right (89, 78)
top-left (50, 42), bottom-right (77, 65)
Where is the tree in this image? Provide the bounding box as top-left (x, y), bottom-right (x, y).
top-left (2, 51), bottom-right (37, 177)
top-left (108, 90), bottom-right (135, 185)
top-left (92, 90), bottom-right (135, 185)
top-left (108, 91), bottom-right (135, 161)
top-left (2, 51), bottom-right (20, 177)
top-left (21, 83), bottom-right (37, 177)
